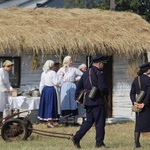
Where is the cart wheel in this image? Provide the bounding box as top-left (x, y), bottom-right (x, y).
top-left (1, 118), bottom-right (28, 142)
top-left (17, 117), bottom-right (33, 138)
top-left (26, 120), bottom-right (33, 138)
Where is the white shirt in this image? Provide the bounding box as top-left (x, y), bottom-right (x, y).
top-left (39, 70), bottom-right (63, 93)
top-left (57, 66), bottom-right (83, 83)
top-left (0, 68), bottom-right (13, 92)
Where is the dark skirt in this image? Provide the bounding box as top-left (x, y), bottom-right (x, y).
top-left (135, 105), bottom-right (150, 132)
top-left (38, 86), bottom-right (58, 121)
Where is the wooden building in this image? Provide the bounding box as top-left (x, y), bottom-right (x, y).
top-left (0, 8), bottom-right (150, 121)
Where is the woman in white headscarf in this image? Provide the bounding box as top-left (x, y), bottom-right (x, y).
top-left (57, 56), bottom-right (83, 126)
top-left (38, 60), bottom-right (63, 128)
top-left (0, 60), bottom-right (14, 118)
top-left (78, 64), bottom-right (87, 73)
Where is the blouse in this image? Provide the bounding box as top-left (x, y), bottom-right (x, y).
top-left (0, 68), bottom-right (13, 92)
top-left (39, 70), bottom-right (63, 93)
top-left (57, 66), bottom-right (83, 83)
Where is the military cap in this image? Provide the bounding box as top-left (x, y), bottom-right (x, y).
top-left (92, 55), bottom-right (107, 63)
top-left (139, 62), bottom-right (150, 69)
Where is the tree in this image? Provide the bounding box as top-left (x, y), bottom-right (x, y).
top-left (64, 0), bottom-right (101, 8)
top-left (64, 0), bottom-right (150, 21)
top-left (64, 0), bottom-right (85, 8)
top-left (100, 0), bottom-right (150, 21)
top-left (115, 0), bottom-right (150, 21)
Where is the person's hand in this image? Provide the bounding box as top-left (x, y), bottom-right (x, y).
top-left (60, 72), bottom-right (64, 76)
top-left (138, 103), bottom-right (145, 109)
top-left (12, 89), bottom-right (17, 92)
top-left (134, 102), bottom-right (138, 107)
top-left (5, 89), bottom-right (10, 93)
top-left (76, 100), bottom-right (81, 104)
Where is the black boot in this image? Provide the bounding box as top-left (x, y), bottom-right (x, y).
top-left (134, 132), bottom-right (142, 148)
top-left (95, 142), bottom-right (107, 148)
top-left (135, 142), bottom-right (142, 148)
top-left (71, 136), bottom-right (81, 149)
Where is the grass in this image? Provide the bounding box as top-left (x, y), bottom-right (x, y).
top-left (0, 121), bottom-right (150, 150)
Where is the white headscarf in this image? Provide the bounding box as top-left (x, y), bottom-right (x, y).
top-left (78, 64), bottom-right (87, 70)
top-left (43, 60), bottom-right (54, 73)
top-left (63, 56), bottom-right (71, 67)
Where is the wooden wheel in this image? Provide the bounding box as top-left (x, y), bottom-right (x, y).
top-left (26, 120), bottom-right (33, 138)
top-left (17, 117), bottom-right (33, 139)
top-left (1, 118), bottom-right (28, 142)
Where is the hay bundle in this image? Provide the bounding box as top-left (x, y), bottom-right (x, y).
top-left (0, 8), bottom-right (150, 56)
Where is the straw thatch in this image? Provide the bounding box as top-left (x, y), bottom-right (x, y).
top-left (0, 8), bottom-right (150, 56)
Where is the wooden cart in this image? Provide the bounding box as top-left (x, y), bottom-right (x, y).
top-left (0, 109), bottom-right (73, 142)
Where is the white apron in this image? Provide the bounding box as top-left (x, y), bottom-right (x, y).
top-left (0, 91), bottom-right (6, 112)
top-left (54, 86), bottom-right (61, 115)
top-left (0, 68), bottom-right (12, 112)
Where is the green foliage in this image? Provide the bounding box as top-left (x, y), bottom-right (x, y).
top-left (115, 0), bottom-right (150, 21)
top-left (64, 0), bottom-right (101, 8)
top-left (64, 0), bottom-right (86, 8)
top-left (99, 0), bottom-right (110, 10)
top-left (64, 0), bottom-right (150, 21)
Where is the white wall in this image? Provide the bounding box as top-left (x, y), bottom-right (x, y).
top-left (20, 53), bottom-right (86, 90)
top-left (0, 52), bottom-right (143, 119)
top-left (112, 55), bottom-right (142, 120)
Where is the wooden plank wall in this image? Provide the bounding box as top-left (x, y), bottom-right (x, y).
top-left (20, 53), bottom-right (86, 90)
top-left (113, 55), bottom-right (142, 120)
top-left (1, 52), bottom-right (143, 120)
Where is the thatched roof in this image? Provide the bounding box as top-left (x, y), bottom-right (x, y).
top-left (0, 8), bottom-right (150, 56)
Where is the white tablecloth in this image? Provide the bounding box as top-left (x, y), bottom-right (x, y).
top-left (8, 96), bottom-right (40, 110)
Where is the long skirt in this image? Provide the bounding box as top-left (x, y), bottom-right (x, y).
top-left (60, 82), bottom-right (78, 117)
top-left (38, 86), bottom-right (58, 121)
top-left (135, 105), bottom-right (150, 132)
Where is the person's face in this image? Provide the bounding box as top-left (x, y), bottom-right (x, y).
top-left (98, 62), bottom-right (104, 69)
top-left (147, 69), bottom-right (150, 75)
top-left (4, 65), bottom-right (13, 72)
top-left (81, 67), bottom-right (87, 72)
top-left (67, 59), bottom-right (73, 67)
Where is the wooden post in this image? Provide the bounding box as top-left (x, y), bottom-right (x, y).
top-left (110, 0), bottom-right (116, 10)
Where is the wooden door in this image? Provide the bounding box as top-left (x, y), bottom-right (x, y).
top-left (103, 56), bottom-right (113, 118)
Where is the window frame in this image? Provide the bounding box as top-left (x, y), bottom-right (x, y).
top-left (0, 56), bottom-right (21, 88)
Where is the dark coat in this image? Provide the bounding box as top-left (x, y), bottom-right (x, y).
top-left (130, 74), bottom-right (150, 105)
top-left (74, 65), bottom-right (109, 145)
top-left (75, 65), bottom-right (109, 107)
top-left (130, 74), bottom-right (150, 132)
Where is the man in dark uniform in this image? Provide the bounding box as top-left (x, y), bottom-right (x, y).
top-left (72, 55), bottom-right (109, 148)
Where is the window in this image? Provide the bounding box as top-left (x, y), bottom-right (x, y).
top-left (0, 57), bottom-right (21, 88)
